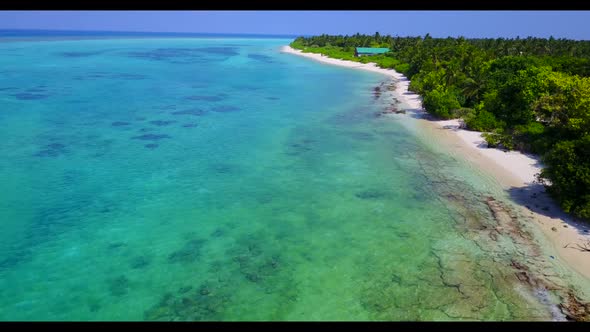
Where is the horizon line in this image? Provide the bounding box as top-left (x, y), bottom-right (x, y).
top-left (1, 29), bottom-right (588, 41)
top-left (0, 28), bottom-right (303, 38)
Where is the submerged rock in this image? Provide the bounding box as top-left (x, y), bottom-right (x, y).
top-left (114, 73), bottom-right (147, 80)
top-left (131, 134), bottom-right (171, 141)
top-left (199, 286), bottom-right (211, 296)
top-left (244, 273), bottom-right (261, 283)
top-left (130, 255), bottom-right (152, 269)
top-left (155, 105), bottom-right (177, 110)
top-left (88, 301), bottom-right (101, 313)
top-left (247, 53), bottom-right (274, 63)
top-left (144, 144), bottom-right (159, 149)
top-left (45, 143), bottom-right (66, 150)
top-left (559, 290), bottom-right (590, 321)
top-left (107, 242), bottom-right (127, 250)
top-left (212, 229), bottom-right (225, 237)
top-left (144, 282), bottom-right (231, 321)
top-left (211, 105), bottom-right (240, 113)
top-left (210, 164), bottom-right (235, 174)
top-left (11, 92), bottom-right (49, 100)
top-left (111, 121), bottom-right (131, 127)
top-left (149, 120), bottom-right (176, 126)
top-left (185, 95), bottom-right (225, 102)
top-left (108, 275), bottom-right (130, 297)
top-left (168, 239), bottom-right (205, 264)
top-left (373, 86), bottom-right (382, 99)
top-left (34, 143), bottom-right (67, 158)
top-left (378, 107), bottom-right (405, 116)
top-left (59, 51), bottom-right (105, 58)
top-left (390, 274), bottom-right (402, 284)
top-left (0, 253), bottom-right (30, 271)
top-left (26, 88), bottom-right (47, 93)
top-left (347, 132), bottom-right (375, 141)
top-left (74, 71), bottom-right (146, 80)
top-left (178, 286), bottom-right (193, 294)
top-left (172, 109), bottom-right (207, 117)
top-left (355, 190), bottom-right (389, 200)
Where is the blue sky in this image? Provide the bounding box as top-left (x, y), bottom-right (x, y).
top-left (0, 11), bottom-right (589, 39)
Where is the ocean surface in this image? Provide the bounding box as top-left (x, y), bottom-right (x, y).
top-left (0, 33), bottom-right (587, 320)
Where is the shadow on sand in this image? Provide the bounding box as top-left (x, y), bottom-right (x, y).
top-left (507, 183), bottom-right (590, 237)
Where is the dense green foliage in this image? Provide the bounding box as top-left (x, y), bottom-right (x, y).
top-left (465, 110), bottom-right (503, 132)
top-left (540, 136), bottom-right (590, 219)
top-left (291, 34), bottom-right (590, 221)
top-left (422, 88), bottom-right (461, 119)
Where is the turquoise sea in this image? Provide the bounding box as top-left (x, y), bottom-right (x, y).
top-left (0, 34), bottom-right (588, 320)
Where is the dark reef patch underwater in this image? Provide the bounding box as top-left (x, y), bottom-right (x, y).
top-left (172, 108), bottom-right (208, 117)
top-left (131, 134), bottom-right (171, 141)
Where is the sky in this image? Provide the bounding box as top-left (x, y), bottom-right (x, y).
top-left (0, 11), bottom-right (589, 40)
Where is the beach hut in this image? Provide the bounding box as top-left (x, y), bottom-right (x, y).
top-left (354, 47), bottom-right (390, 57)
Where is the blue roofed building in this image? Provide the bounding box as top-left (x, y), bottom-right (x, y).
top-left (354, 47), bottom-right (390, 57)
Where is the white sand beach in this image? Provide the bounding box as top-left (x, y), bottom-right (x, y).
top-left (281, 45), bottom-right (590, 279)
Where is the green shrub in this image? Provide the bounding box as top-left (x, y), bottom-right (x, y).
top-left (465, 110), bottom-right (502, 132)
top-left (375, 57), bottom-right (400, 69)
top-left (527, 131), bottom-right (559, 154)
top-left (483, 130), bottom-right (514, 150)
top-left (450, 107), bottom-right (475, 119)
top-left (514, 122), bottom-right (545, 136)
top-left (408, 80), bottom-right (422, 94)
top-left (511, 122), bottom-right (547, 152)
top-left (498, 133), bottom-right (515, 150)
top-left (422, 89), bottom-right (461, 119)
top-left (393, 63), bottom-right (410, 75)
top-left (482, 132), bottom-right (502, 148)
top-left (540, 135), bottom-right (590, 219)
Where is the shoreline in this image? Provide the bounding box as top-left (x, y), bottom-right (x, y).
top-left (280, 45), bottom-right (590, 280)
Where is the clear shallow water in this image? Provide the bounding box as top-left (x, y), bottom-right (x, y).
top-left (0, 37), bottom-right (583, 320)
